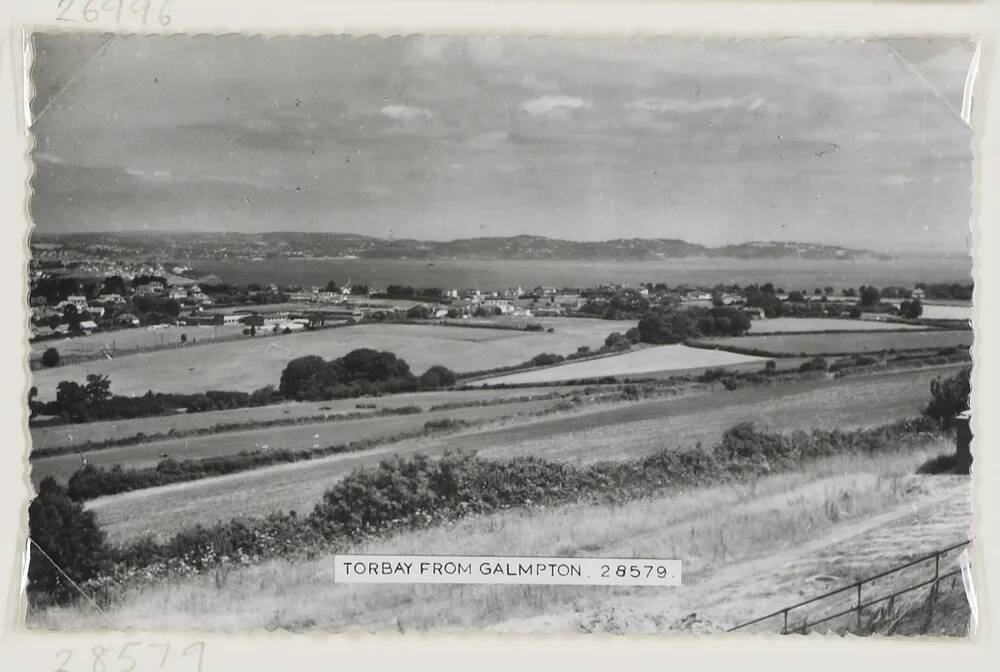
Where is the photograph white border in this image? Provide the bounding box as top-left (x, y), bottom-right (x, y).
top-left (1, 2), bottom-right (995, 670)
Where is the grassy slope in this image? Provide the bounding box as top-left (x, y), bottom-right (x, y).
top-left (85, 365), bottom-right (965, 545)
top-left (36, 443), bottom-right (969, 632)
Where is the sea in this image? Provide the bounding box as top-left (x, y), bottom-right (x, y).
top-left (191, 256), bottom-right (973, 293)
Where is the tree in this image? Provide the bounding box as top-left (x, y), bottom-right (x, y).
top-left (406, 305), bottom-right (433, 320)
top-left (859, 285), bottom-right (881, 307)
top-left (180, 333), bottom-right (188, 343)
top-left (41, 347), bottom-right (60, 368)
top-left (84, 374), bottom-right (112, 404)
top-left (28, 386), bottom-right (39, 419)
top-left (324, 280), bottom-right (339, 293)
top-left (279, 355), bottom-right (329, 399)
top-left (788, 291), bottom-right (805, 302)
top-left (419, 365), bottom-right (457, 389)
top-left (899, 299), bottom-right (923, 319)
top-left (100, 275), bottom-right (128, 296)
top-left (925, 367), bottom-right (971, 428)
top-left (28, 477), bottom-right (111, 605)
top-left (62, 304), bottom-right (82, 331)
top-left (848, 305), bottom-right (863, 319)
top-left (55, 381), bottom-right (91, 422)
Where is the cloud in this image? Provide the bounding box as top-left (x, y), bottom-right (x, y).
top-left (521, 95), bottom-right (589, 115)
top-left (380, 104), bottom-right (433, 121)
top-left (625, 95), bottom-right (774, 114)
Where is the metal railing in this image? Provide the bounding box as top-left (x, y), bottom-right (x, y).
top-left (727, 539), bottom-right (971, 634)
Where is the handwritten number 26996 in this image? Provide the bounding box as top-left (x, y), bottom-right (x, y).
top-left (57, 0), bottom-right (173, 26)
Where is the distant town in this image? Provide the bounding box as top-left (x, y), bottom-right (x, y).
top-left (28, 236), bottom-right (971, 352)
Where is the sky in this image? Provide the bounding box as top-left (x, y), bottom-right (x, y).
top-left (29, 35), bottom-right (976, 253)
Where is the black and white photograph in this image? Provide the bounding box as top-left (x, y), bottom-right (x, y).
top-left (23, 33), bottom-right (976, 636)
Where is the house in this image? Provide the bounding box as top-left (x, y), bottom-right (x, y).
top-left (96, 293), bottom-right (125, 305)
top-left (912, 288), bottom-right (926, 300)
top-left (78, 320), bottom-right (99, 334)
top-left (133, 280), bottom-right (165, 296)
top-left (745, 307), bottom-right (766, 320)
top-left (57, 295), bottom-right (90, 312)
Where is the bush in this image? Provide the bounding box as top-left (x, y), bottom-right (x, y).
top-left (418, 365), bottom-right (457, 389)
top-left (41, 347), bottom-right (60, 367)
top-left (531, 353), bottom-right (565, 367)
top-left (28, 478), bottom-right (112, 605)
top-left (798, 356), bottom-right (829, 373)
top-left (916, 453), bottom-right (959, 475)
top-left (924, 367), bottom-right (971, 428)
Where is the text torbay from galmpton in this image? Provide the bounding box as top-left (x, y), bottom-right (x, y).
top-left (342, 559), bottom-right (583, 578)
top-left (332, 555), bottom-right (682, 586)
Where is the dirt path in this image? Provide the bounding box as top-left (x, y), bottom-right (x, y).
top-left (491, 476), bottom-right (972, 634)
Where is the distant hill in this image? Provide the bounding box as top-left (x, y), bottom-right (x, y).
top-left (30, 231), bottom-right (894, 262)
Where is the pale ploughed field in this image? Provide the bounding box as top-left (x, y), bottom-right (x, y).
top-left (702, 329), bottom-right (973, 356)
top-left (472, 344), bottom-right (766, 385)
top-left (745, 317), bottom-right (927, 334)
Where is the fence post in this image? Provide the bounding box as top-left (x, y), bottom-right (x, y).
top-left (782, 609), bottom-right (788, 635)
top-left (856, 582), bottom-right (863, 631)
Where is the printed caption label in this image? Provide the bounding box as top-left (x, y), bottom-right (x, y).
top-left (333, 554), bottom-right (681, 586)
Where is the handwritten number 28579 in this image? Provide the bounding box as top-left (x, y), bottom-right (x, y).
top-left (52, 641), bottom-right (204, 672)
top-left (57, 0), bottom-right (173, 26)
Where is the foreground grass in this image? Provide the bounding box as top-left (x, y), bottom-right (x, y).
top-left (35, 441), bottom-right (953, 632)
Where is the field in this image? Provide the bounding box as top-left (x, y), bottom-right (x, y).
top-left (746, 318), bottom-right (927, 334)
top-left (884, 302), bottom-right (972, 321)
top-left (472, 344), bottom-right (766, 385)
top-left (29, 324), bottom-right (249, 360)
top-left (699, 330), bottom-right (973, 357)
top-left (31, 399), bottom-right (560, 484)
top-left (40, 443), bottom-right (970, 632)
top-left (29, 385), bottom-right (570, 452)
top-left (84, 365), bottom-right (964, 545)
top-left (29, 320), bottom-right (631, 398)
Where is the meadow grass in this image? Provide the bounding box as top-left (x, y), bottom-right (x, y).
top-left (35, 441), bottom-right (953, 632)
top-left (30, 320), bottom-right (630, 397)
